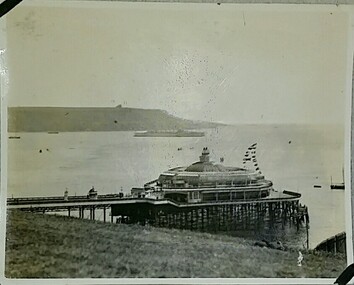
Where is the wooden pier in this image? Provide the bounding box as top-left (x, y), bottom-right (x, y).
top-left (7, 190), bottom-right (308, 241)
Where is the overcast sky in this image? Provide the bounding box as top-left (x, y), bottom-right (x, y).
top-left (5, 3), bottom-right (349, 124)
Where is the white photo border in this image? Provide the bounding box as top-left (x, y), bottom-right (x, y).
top-left (1, 1), bottom-right (353, 284)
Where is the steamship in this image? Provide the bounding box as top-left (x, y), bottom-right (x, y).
top-left (134, 129), bottom-right (205, 137)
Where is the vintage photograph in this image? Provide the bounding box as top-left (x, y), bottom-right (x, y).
top-left (2, 1), bottom-right (352, 280)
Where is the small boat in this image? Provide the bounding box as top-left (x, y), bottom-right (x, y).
top-left (8, 136), bottom-right (20, 139)
top-left (330, 171), bottom-right (345, 190)
top-left (330, 183), bottom-right (344, 190)
top-left (48, 131), bottom-right (59, 134)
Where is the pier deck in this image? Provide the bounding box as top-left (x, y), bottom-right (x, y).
top-left (7, 190), bottom-right (300, 211)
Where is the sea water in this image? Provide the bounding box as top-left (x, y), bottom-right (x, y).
top-left (7, 124), bottom-right (346, 248)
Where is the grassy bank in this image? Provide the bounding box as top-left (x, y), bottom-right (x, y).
top-left (5, 210), bottom-right (346, 278)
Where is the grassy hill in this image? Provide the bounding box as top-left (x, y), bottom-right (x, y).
top-left (5, 210), bottom-right (346, 279)
top-left (8, 106), bottom-right (219, 132)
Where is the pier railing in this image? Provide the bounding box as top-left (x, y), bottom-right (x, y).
top-left (7, 194), bottom-right (123, 206)
top-left (7, 190), bottom-right (301, 210)
top-left (315, 232), bottom-right (346, 254)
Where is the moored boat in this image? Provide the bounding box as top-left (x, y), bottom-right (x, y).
top-left (330, 172), bottom-right (345, 190)
top-left (330, 183), bottom-right (344, 190)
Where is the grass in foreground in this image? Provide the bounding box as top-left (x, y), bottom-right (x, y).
top-left (5, 210), bottom-right (346, 278)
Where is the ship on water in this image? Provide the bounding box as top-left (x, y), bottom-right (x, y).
top-left (132, 145), bottom-right (293, 203)
top-left (330, 169), bottom-right (345, 190)
top-left (134, 129), bottom-right (205, 137)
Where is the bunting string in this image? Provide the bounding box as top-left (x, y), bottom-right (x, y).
top-left (242, 143), bottom-right (261, 174)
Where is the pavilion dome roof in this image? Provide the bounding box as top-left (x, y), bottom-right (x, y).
top-left (183, 147), bottom-right (248, 173)
top-left (185, 161), bottom-right (227, 172)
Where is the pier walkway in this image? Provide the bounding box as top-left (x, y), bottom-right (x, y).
top-left (7, 190), bottom-right (300, 211)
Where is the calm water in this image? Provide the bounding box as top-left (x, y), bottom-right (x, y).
top-left (7, 124), bottom-right (346, 248)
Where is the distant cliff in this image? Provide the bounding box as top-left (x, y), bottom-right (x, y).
top-left (8, 106), bottom-right (220, 132)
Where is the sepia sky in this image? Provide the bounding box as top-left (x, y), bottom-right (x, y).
top-left (5, 2), bottom-right (349, 124)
